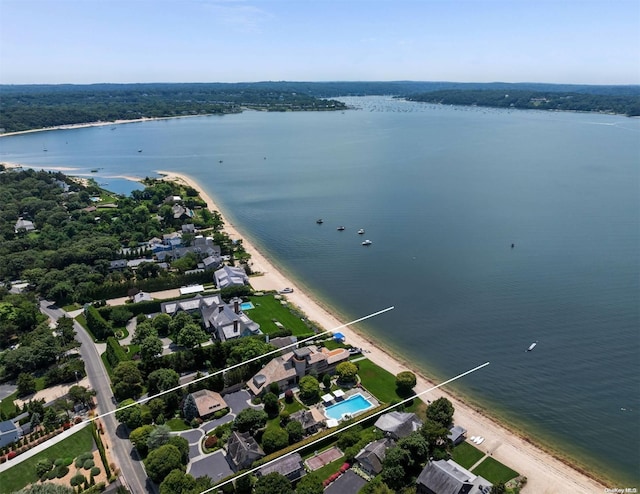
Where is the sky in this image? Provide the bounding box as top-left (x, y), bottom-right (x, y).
top-left (0, 0), bottom-right (638, 85)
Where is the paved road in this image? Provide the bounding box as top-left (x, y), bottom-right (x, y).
top-left (40, 300), bottom-right (153, 494)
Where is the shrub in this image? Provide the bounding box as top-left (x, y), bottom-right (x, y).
top-left (84, 458), bottom-right (95, 469)
top-left (7, 451), bottom-right (17, 459)
top-left (54, 458), bottom-right (64, 467)
top-left (204, 435), bottom-right (218, 449)
top-left (70, 473), bottom-right (86, 486)
top-left (91, 466), bottom-right (101, 476)
top-left (56, 464), bottom-right (69, 478)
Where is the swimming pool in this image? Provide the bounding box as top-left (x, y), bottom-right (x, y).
top-left (324, 394), bottom-right (373, 421)
top-left (240, 302), bottom-right (255, 310)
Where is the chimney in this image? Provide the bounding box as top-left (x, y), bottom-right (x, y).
top-left (234, 320), bottom-right (239, 333)
top-left (218, 305), bottom-right (224, 313)
top-left (234, 299), bottom-right (240, 314)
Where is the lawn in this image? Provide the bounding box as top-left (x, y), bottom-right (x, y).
top-left (0, 425), bottom-right (95, 494)
top-left (246, 295), bottom-right (312, 337)
top-left (308, 454), bottom-right (346, 481)
top-left (0, 390), bottom-right (19, 418)
top-left (355, 359), bottom-right (401, 404)
top-left (452, 441), bottom-right (485, 469)
top-left (472, 456), bottom-right (519, 484)
top-left (166, 418), bottom-right (192, 431)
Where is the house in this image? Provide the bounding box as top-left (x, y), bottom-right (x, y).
top-left (162, 232), bottom-right (183, 247)
top-left (201, 297), bottom-right (261, 342)
top-left (247, 345), bottom-right (350, 395)
top-left (268, 336), bottom-right (298, 350)
top-left (214, 265), bottom-right (249, 289)
top-left (164, 195), bottom-right (183, 204)
top-left (416, 459), bottom-right (492, 494)
top-left (374, 411), bottom-right (423, 440)
top-left (0, 420), bottom-right (22, 448)
top-left (14, 217), bottom-right (35, 233)
top-left (109, 259), bottom-right (128, 271)
top-left (182, 223), bottom-right (196, 233)
top-left (289, 409), bottom-right (326, 435)
top-left (172, 204), bottom-right (194, 220)
top-left (226, 431), bottom-right (265, 471)
top-left (160, 294), bottom-right (223, 316)
top-left (257, 452), bottom-right (306, 482)
top-left (448, 425), bottom-right (467, 446)
top-left (188, 389), bottom-right (228, 419)
top-left (354, 437), bottom-right (395, 476)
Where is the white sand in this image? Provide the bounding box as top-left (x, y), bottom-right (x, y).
top-left (158, 170), bottom-right (609, 493)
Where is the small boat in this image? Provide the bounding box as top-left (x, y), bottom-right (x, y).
top-left (337, 226), bottom-right (345, 231)
top-left (219, 160), bottom-right (223, 163)
top-left (526, 341), bottom-right (538, 352)
top-left (279, 287), bottom-right (294, 294)
top-left (470, 436), bottom-right (477, 442)
top-left (316, 219), bottom-right (324, 224)
top-left (362, 239), bottom-right (372, 246)
top-left (138, 149), bottom-right (142, 153)
top-left (476, 437), bottom-right (485, 445)
top-left (90, 169), bottom-right (99, 173)
top-left (357, 228), bottom-right (365, 234)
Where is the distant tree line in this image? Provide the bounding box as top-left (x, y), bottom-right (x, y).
top-left (407, 89), bottom-right (640, 116)
top-left (0, 83), bottom-right (348, 133)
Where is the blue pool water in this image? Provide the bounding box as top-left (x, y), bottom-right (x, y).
top-left (240, 302), bottom-right (255, 310)
top-left (324, 394), bottom-right (373, 421)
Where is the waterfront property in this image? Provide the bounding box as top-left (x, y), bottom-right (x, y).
top-left (247, 345), bottom-right (350, 395)
top-left (374, 411), bottom-right (423, 440)
top-left (354, 437), bottom-right (395, 476)
top-left (214, 265), bottom-right (249, 289)
top-left (416, 459), bottom-right (492, 494)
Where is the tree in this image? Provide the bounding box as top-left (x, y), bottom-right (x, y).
top-left (112, 361), bottom-right (143, 400)
top-left (285, 420), bottom-right (303, 444)
top-left (140, 335), bottom-right (163, 363)
top-left (152, 313), bottom-right (172, 337)
top-left (490, 483), bottom-right (507, 494)
top-left (335, 361), bottom-right (358, 383)
top-left (254, 472), bottom-right (293, 494)
top-left (17, 372), bottom-right (37, 397)
top-left (148, 398), bottom-right (166, 422)
top-left (322, 373), bottom-right (332, 390)
top-left (397, 432), bottom-right (429, 473)
top-left (234, 407), bottom-right (268, 433)
top-left (263, 392), bottom-right (280, 418)
top-left (145, 444), bottom-right (184, 484)
top-left (420, 418), bottom-right (451, 459)
top-left (426, 397), bottom-right (455, 429)
top-left (15, 484), bottom-right (75, 494)
top-left (43, 407), bottom-right (60, 429)
top-left (395, 371), bottom-right (417, 396)
top-left (381, 446), bottom-right (411, 491)
top-left (147, 368), bottom-right (180, 395)
top-left (298, 375), bottom-right (320, 403)
top-left (129, 424), bottom-right (155, 457)
top-left (182, 393), bottom-right (199, 421)
top-left (177, 323), bottom-right (208, 349)
top-left (109, 306), bottom-right (133, 327)
top-left (168, 435), bottom-right (190, 465)
top-left (160, 469), bottom-right (196, 494)
top-left (147, 424), bottom-right (172, 451)
top-left (132, 321), bottom-right (158, 345)
top-left (115, 400), bottom-right (144, 430)
top-left (262, 427), bottom-right (289, 454)
top-left (295, 473), bottom-right (323, 494)
top-left (359, 477), bottom-right (394, 494)
top-left (68, 385), bottom-right (95, 408)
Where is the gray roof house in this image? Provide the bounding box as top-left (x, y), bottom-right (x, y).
top-left (201, 297), bottom-right (261, 342)
top-left (161, 294), bottom-right (223, 316)
top-left (257, 452), bottom-right (306, 482)
top-left (227, 431), bottom-right (265, 471)
top-left (374, 411), bottom-right (423, 440)
top-left (289, 409), bottom-right (326, 435)
top-left (416, 459), bottom-right (492, 494)
top-left (214, 265), bottom-right (249, 289)
top-left (355, 437), bottom-right (395, 476)
top-left (448, 425), bottom-right (467, 446)
top-left (0, 420), bottom-right (22, 448)
top-left (14, 217), bottom-right (35, 233)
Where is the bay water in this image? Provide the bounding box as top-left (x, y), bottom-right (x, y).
top-left (1, 97), bottom-right (638, 485)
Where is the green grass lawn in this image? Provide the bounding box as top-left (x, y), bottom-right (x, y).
top-left (452, 441), bottom-right (485, 469)
top-left (247, 295), bottom-right (311, 337)
top-left (308, 454), bottom-right (346, 481)
top-left (472, 456), bottom-right (519, 484)
top-left (166, 418), bottom-right (191, 431)
top-left (0, 390), bottom-right (19, 418)
top-left (0, 425), bottom-right (95, 494)
top-left (356, 359), bottom-right (401, 404)
top-left (282, 399), bottom-right (305, 415)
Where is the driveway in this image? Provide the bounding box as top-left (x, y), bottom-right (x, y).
top-left (324, 470), bottom-right (367, 494)
top-left (0, 383), bottom-right (17, 401)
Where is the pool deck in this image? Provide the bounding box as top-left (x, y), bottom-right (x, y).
top-left (317, 388), bottom-right (379, 422)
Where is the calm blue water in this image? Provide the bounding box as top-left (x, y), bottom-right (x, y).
top-left (1, 97), bottom-right (638, 484)
top-left (324, 394), bottom-right (373, 421)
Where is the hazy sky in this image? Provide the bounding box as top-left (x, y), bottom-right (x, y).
top-left (1, 0), bottom-right (638, 85)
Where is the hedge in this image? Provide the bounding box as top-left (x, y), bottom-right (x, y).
top-left (105, 337), bottom-right (129, 368)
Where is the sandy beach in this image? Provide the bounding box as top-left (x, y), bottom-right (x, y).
top-left (157, 170), bottom-right (609, 493)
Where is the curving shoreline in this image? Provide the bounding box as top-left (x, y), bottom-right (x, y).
top-left (157, 169), bottom-right (610, 493)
